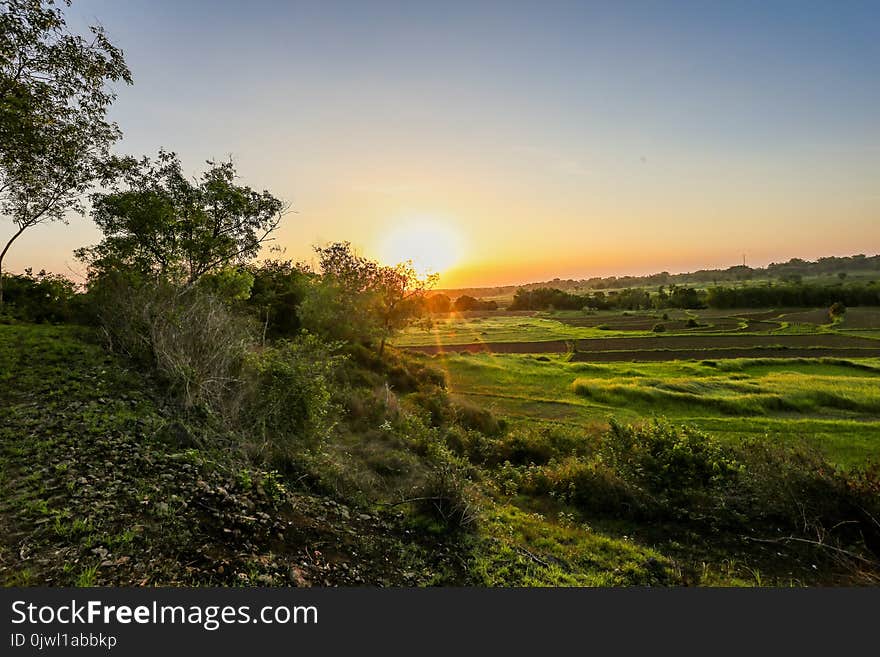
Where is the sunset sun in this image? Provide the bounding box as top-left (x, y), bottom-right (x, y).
top-left (378, 218), bottom-right (464, 275)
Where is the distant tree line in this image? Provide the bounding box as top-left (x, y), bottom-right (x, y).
top-left (509, 284), bottom-right (704, 311)
top-left (423, 293), bottom-right (498, 313)
top-left (705, 282), bottom-right (880, 309)
top-left (508, 281), bottom-right (880, 311)
top-left (433, 254), bottom-right (880, 301)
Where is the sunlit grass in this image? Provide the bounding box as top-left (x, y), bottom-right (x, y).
top-left (393, 316), bottom-right (654, 346)
top-left (435, 353), bottom-right (880, 467)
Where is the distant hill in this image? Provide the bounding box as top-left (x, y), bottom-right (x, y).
top-left (435, 253), bottom-right (880, 299)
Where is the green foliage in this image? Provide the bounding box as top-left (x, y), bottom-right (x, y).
top-left (299, 242), bottom-right (436, 354)
top-left (599, 419), bottom-right (740, 504)
top-left (78, 150), bottom-right (285, 285)
top-left (706, 282), bottom-right (880, 309)
top-left (453, 295), bottom-right (498, 311)
top-left (198, 267), bottom-right (255, 305)
top-left (413, 457), bottom-right (480, 532)
top-left (0, 268), bottom-right (78, 323)
top-left (0, 0), bottom-right (131, 305)
top-left (245, 259), bottom-right (311, 338)
top-left (452, 399), bottom-right (507, 437)
top-left (510, 287), bottom-right (586, 311)
top-left (242, 334), bottom-right (342, 461)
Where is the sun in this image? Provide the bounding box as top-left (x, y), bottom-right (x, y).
top-left (378, 218), bottom-right (464, 275)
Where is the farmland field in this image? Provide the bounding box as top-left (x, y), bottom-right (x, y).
top-left (430, 353), bottom-right (880, 467)
top-left (398, 306), bottom-right (880, 468)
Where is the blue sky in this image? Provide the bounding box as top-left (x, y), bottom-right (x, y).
top-left (12, 0), bottom-right (880, 286)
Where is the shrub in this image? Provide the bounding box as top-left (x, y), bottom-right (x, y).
top-left (242, 334), bottom-right (342, 462)
top-left (88, 275), bottom-right (254, 412)
top-left (406, 387), bottom-right (453, 428)
top-left (599, 419), bottom-right (740, 504)
top-left (652, 323), bottom-right (666, 332)
top-left (522, 458), bottom-right (641, 514)
top-left (413, 458), bottom-right (481, 532)
top-left (453, 399), bottom-right (506, 437)
top-left (0, 269), bottom-right (79, 323)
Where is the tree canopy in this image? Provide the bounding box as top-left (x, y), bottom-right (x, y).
top-left (299, 241), bottom-right (436, 353)
top-left (1, 0), bottom-right (131, 303)
top-left (78, 151), bottom-right (286, 285)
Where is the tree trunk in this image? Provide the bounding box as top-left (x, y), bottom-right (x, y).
top-left (0, 225), bottom-right (28, 308)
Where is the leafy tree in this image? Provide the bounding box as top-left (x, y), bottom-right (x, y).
top-left (245, 258), bottom-right (312, 341)
top-left (198, 267), bottom-right (255, 304)
top-left (509, 287), bottom-right (586, 311)
top-left (299, 242), bottom-right (381, 344)
top-left (0, 0), bottom-right (131, 305)
top-left (424, 293), bottom-right (451, 313)
top-left (299, 242), bottom-right (435, 353)
top-left (77, 151), bottom-right (286, 285)
top-left (374, 260), bottom-right (437, 356)
top-left (0, 266), bottom-right (77, 321)
top-left (453, 295), bottom-right (479, 311)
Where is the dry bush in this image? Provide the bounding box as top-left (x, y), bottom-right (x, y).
top-left (89, 276), bottom-right (253, 417)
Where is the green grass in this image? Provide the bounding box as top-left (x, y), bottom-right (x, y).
top-left (469, 503), bottom-right (675, 586)
top-left (0, 323), bottom-right (481, 587)
top-left (394, 316), bottom-right (654, 346)
top-left (433, 353), bottom-right (880, 468)
top-left (393, 306), bottom-right (874, 348)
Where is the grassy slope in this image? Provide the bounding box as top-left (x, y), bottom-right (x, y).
top-left (0, 324), bottom-right (468, 586)
top-left (4, 324), bottom-right (873, 587)
top-left (434, 353), bottom-right (880, 468)
top-left (0, 324), bottom-right (689, 587)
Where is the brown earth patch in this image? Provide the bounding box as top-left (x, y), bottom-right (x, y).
top-left (405, 332), bottom-right (880, 355)
top-left (840, 308), bottom-right (880, 330)
top-left (569, 346), bottom-right (880, 363)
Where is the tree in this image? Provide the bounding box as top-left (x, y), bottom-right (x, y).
top-left (374, 260), bottom-right (437, 356)
top-left (245, 258), bottom-right (312, 341)
top-left (0, 0), bottom-right (131, 305)
top-left (453, 295), bottom-right (479, 311)
top-left (424, 293), bottom-right (451, 313)
top-left (299, 241), bottom-right (435, 353)
top-left (298, 241), bottom-right (381, 344)
top-left (77, 151), bottom-right (286, 285)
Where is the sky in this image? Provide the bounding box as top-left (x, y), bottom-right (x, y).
top-left (6, 0), bottom-right (880, 288)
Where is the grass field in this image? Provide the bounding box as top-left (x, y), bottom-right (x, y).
top-left (395, 306), bottom-right (880, 349)
top-left (396, 315), bottom-right (652, 346)
top-left (5, 318), bottom-right (878, 587)
top-left (397, 306), bottom-right (880, 469)
top-left (426, 353), bottom-right (880, 468)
